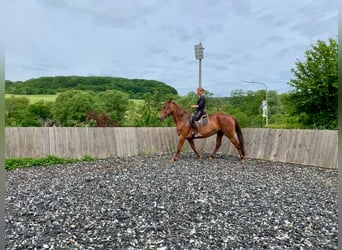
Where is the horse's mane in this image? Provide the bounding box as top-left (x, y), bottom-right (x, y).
top-left (170, 101), bottom-right (191, 117)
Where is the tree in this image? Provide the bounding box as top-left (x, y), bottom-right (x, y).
top-left (51, 90), bottom-right (101, 126)
top-left (27, 100), bottom-right (54, 126)
top-left (5, 76), bottom-right (178, 99)
top-left (123, 100), bottom-right (143, 127)
top-left (229, 89), bottom-right (267, 127)
top-left (288, 38), bottom-right (338, 129)
top-left (97, 90), bottom-right (129, 125)
top-left (5, 96), bottom-right (30, 126)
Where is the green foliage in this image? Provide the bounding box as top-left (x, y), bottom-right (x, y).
top-left (5, 95), bottom-right (38, 126)
top-left (5, 76), bottom-right (178, 99)
top-left (97, 90), bottom-right (129, 125)
top-left (5, 95), bottom-right (55, 127)
top-left (5, 155), bottom-right (96, 170)
top-left (123, 100), bottom-right (143, 127)
top-left (27, 100), bottom-right (54, 126)
top-left (228, 89), bottom-right (269, 127)
top-left (51, 89), bottom-right (131, 126)
top-left (288, 38), bottom-right (338, 129)
top-left (5, 94), bottom-right (57, 104)
top-left (5, 95), bottom-right (30, 125)
top-left (51, 90), bottom-right (101, 126)
top-left (133, 86), bottom-right (177, 127)
top-left (28, 100), bottom-right (51, 119)
top-left (174, 92), bottom-right (198, 110)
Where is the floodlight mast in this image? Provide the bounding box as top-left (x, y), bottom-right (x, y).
top-left (194, 43), bottom-right (204, 88)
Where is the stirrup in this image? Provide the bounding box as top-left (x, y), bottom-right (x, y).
top-left (194, 132), bottom-right (202, 137)
top-left (194, 128), bottom-right (202, 137)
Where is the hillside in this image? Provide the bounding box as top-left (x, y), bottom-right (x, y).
top-left (5, 76), bottom-right (178, 99)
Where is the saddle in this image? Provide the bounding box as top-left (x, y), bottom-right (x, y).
top-left (190, 113), bottom-right (209, 127)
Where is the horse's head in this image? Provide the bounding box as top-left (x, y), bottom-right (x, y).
top-left (159, 99), bottom-right (174, 121)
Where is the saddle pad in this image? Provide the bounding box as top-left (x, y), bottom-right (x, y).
top-left (200, 115), bottom-right (209, 126)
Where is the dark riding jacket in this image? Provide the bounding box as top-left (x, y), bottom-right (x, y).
top-left (193, 95), bottom-right (206, 122)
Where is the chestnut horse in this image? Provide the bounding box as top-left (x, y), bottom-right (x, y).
top-left (159, 100), bottom-right (245, 161)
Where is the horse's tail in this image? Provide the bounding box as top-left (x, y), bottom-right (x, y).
top-left (234, 118), bottom-right (245, 157)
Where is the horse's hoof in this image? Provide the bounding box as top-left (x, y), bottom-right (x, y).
top-left (172, 158), bottom-right (177, 162)
top-left (209, 155), bottom-right (216, 160)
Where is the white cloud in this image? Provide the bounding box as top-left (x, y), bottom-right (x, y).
top-left (3, 0), bottom-right (338, 96)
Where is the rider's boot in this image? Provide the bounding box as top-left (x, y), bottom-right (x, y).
top-left (194, 121), bottom-right (202, 137)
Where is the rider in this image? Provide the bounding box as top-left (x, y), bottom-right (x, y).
top-left (191, 87), bottom-right (206, 137)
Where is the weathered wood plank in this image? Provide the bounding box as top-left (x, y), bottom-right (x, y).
top-left (4, 128), bottom-right (337, 168)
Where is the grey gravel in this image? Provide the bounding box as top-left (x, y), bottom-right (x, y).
top-left (6, 153), bottom-right (337, 249)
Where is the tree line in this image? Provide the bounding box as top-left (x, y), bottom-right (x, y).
top-left (5, 76), bottom-right (178, 99)
top-left (5, 38), bottom-right (337, 129)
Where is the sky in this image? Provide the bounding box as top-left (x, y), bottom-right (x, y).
top-left (1, 0), bottom-right (339, 97)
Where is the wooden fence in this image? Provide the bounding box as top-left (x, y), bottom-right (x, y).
top-left (5, 127), bottom-right (337, 168)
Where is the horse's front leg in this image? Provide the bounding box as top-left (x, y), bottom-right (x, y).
top-left (173, 136), bottom-right (186, 161)
top-left (187, 138), bottom-right (202, 160)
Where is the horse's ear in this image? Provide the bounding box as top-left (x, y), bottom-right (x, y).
top-left (168, 99), bottom-right (172, 103)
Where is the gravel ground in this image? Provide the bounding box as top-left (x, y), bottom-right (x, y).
top-left (6, 153), bottom-right (337, 249)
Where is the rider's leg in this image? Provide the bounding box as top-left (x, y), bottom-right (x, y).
top-left (194, 121), bottom-right (202, 137)
top-left (193, 111), bottom-right (203, 137)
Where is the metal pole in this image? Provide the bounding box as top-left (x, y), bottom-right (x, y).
top-left (264, 85), bottom-right (268, 127)
top-left (199, 58), bottom-right (202, 88)
top-left (0, 47), bottom-right (4, 250)
top-left (194, 43), bottom-right (204, 88)
top-left (258, 82), bottom-right (268, 127)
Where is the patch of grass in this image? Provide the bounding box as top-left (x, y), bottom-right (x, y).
top-left (6, 94), bottom-right (142, 105)
top-left (5, 155), bottom-right (97, 170)
top-left (5, 94), bottom-right (58, 104)
top-left (131, 99), bottom-right (144, 104)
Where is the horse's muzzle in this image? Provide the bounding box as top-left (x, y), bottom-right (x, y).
top-left (159, 114), bottom-right (168, 121)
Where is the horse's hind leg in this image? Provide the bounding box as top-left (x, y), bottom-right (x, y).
top-left (227, 134), bottom-right (244, 161)
top-left (210, 131), bottom-right (224, 159)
